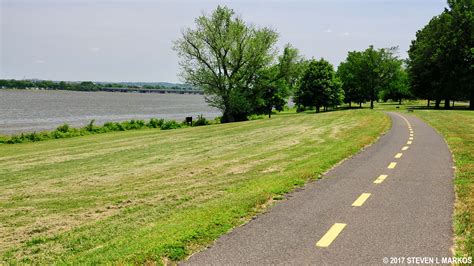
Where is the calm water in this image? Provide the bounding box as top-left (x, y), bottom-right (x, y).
top-left (0, 90), bottom-right (221, 135)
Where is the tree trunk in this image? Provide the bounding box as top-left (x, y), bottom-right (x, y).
top-left (435, 99), bottom-right (441, 109)
top-left (399, 99), bottom-right (402, 105)
top-left (222, 110), bottom-right (247, 123)
top-left (452, 100), bottom-right (455, 108)
top-left (349, 102), bottom-right (352, 108)
top-left (427, 99), bottom-right (430, 107)
top-left (359, 102), bottom-right (362, 108)
top-left (221, 110), bottom-right (234, 123)
top-left (316, 106), bottom-right (320, 113)
top-left (370, 99), bottom-right (374, 109)
top-left (444, 99), bottom-right (450, 109)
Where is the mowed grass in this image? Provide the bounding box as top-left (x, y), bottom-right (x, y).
top-left (413, 110), bottom-right (474, 257)
top-left (0, 110), bottom-right (389, 264)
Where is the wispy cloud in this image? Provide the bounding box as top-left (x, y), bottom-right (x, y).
top-left (324, 29), bottom-right (332, 33)
top-left (33, 59), bottom-right (45, 64)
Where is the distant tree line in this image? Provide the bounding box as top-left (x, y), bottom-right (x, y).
top-left (0, 79), bottom-right (198, 92)
top-left (174, 2), bottom-right (472, 122)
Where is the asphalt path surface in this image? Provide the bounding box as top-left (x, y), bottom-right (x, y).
top-left (184, 112), bottom-right (454, 265)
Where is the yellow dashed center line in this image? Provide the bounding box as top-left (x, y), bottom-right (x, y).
top-left (374, 174), bottom-right (388, 184)
top-left (315, 113), bottom-right (412, 250)
top-left (352, 193), bottom-right (371, 207)
top-left (316, 223), bottom-right (347, 248)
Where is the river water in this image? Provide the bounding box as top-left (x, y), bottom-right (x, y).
top-left (0, 90), bottom-right (221, 135)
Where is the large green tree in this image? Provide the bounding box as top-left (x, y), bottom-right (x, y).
top-left (337, 51), bottom-right (368, 107)
top-left (295, 59), bottom-right (343, 113)
top-left (173, 6), bottom-right (279, 122)
top-left (337, 46), bottom-right (402, 109)
top-left (407, 0), bottom-right (473, 109)
top-left (380, 65), bottom-right (411, 104)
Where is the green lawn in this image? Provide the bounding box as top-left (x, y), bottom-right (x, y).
top-left (0, 109), bottom-right (389, 264)
top-left (412, 110), bottom-right (474, 258)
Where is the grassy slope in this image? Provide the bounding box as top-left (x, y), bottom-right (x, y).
top-left (413, 110), bottom-right (474, 257)
top-left (0, 110), bottom-right (389, 264)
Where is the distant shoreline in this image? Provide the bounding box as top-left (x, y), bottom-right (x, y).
top-left (0, 87), bottom-right (204, 95)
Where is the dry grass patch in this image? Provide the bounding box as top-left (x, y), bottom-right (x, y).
top-left (0, 109), bottom-right (389, 264)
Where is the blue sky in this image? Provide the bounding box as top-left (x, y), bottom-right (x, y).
top-left (1, 0), bottom-right (447, 83)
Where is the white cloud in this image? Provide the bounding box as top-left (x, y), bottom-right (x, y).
top-left (324, 29), bottom-right (332, 33)
top-left (33, 59), bottom-right (45, 64)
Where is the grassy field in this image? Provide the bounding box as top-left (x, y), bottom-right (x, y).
top-left (412, 110), bottom-right (474, 258)
top-left (0, 109), bottom-right (389, 264)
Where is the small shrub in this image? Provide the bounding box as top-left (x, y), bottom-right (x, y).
top-left (51, 130), bottom-right (67, 139)
top-left (147, 118), bottom-right (164, 128)
top-left (121, 120), bottom-right (146, 130)
top-left (160, 120), bottom-right (181, 130)
top-left (134, 120), bottom-right (145, 128)
top-left (26, 132), bottom-right (42, 142)
top-left (7, 135), bottom-right (24, 144)
top-left (116, 122), bottom-right (126, 131)
top-left (56, 124), bottom-right (70, 133)
top-left (192, 115), bottom-right (209, 126)
top-left (85, 119), bottom-right (96, 132)
top-left (103, 122), bottom-right (118, 131)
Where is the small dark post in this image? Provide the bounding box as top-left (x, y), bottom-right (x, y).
top-left (185, 116), bottom-right (193, 126)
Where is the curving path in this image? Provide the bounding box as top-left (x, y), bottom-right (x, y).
top-left (184, 112), bottom-right (454, 265)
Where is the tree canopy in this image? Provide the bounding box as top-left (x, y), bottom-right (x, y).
top-left (337, 46), bottom-right (403, 109)
top-left (294, 58), bottom-right (343, 113)
top-left (407, 0), bottom-right (473, 109)
top-left (379, 66), bottom-right (411, 104)
top-left (253, 44), bottom-right (303, 118)
top-left (174, 6), bottom-right (281, 122)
